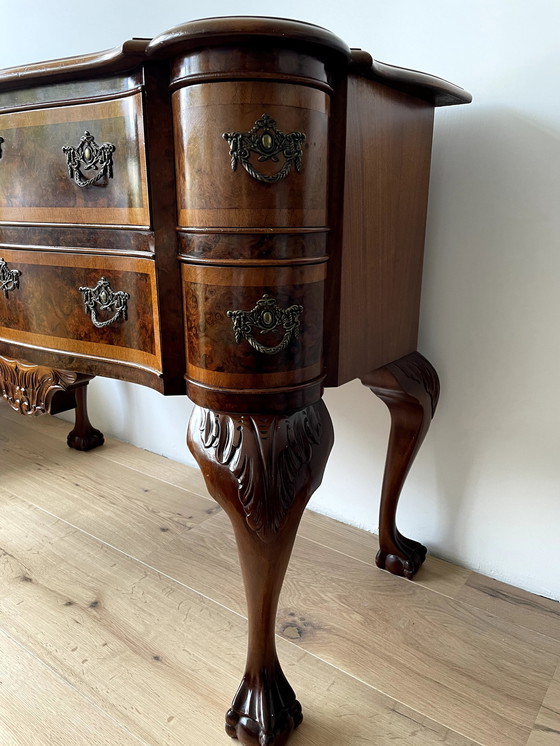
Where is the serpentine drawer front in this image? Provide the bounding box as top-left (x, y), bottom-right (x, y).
top-left (0, 249), bottom-right (161, 371)
top-left (0, 94), bottom-right (150, 226)
top-left (0, 17), bottom-right (470, 746)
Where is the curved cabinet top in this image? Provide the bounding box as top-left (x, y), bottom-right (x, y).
top-left (0, 16), bottom-right (471, 106)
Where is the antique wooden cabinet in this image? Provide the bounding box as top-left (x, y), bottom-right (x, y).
top-left (0, 17), bottom-right (470, 745)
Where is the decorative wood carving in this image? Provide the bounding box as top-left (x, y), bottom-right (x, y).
top-left (0, 356), bottom-right (79, 416)
top-left (389, 354), bottom-right (440, 417)
top-left (197, 404), bottom-right (323, 541)
top-left (0, 16), bottom-right (471, 745)
top-left (361, 351), bottom-right (440, 579)
top-left (0, 355), bottom-right (104, 451)
top-left (188, 400), bottom-right (334, 745)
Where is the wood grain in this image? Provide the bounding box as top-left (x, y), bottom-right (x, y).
top-left (325, 76), bottom-right (435, 385)
top-left (0, 492), bottom-right (477, 746)
top-left (173, 82), bottom-right (329, 228)
top-left (140, 511), bottom-right (559, 746)
top-left (0, 94), bottom-right (149, 226)
top-left (0, 248), bottom-right (161, 371)
top-left (0, 629), bottom-right (143, 746)
top-left (527, 664), bottom-right (560, 745)
top-left (455, 573), bottom-right (560, 642)
top-left (2, 409), bottom-right (558, 746)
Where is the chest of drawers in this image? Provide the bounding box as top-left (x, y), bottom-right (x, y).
top-left (0, 17), bottom-right (470, 745)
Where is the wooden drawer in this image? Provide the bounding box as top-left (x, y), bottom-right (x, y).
top-left (173, 82), bottom-right (329, 229)
top-left (0, 249), bottom-right (161, 371)
top-left (0, 93), bottom-right (149, 226)
top-left (182, 262), bottom-right (325, 407)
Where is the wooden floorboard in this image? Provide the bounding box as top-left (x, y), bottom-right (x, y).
top-left (527, 663), bottom-right (560, 745)
top-left (0, 492), bottom-right (476, 746)
top-left (1, 405), bottom-right (559, 746)
top-left (0, 627), bottom-right (145, 746)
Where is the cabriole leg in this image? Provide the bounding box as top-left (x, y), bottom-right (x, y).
top-left (361, 351), bottom-right (440, 579)
top-left (188, 401), bottom-right (334, 746)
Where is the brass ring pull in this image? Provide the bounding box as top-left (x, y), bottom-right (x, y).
top-left (223, 114), bottom-right (305, 184)
top-left (63, 131), bottom-right (115, 188)
top-left (0, 258), bottom-right (21, 298)
top-left (227, 295), bottom-right (303, 355)
top-left (79, 277), bottom-right (129, 329)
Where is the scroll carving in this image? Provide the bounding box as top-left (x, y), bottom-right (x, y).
top-left (0, 357), bottom-right (78, 416)
top-left (196, 405), bottom-right (323, 542)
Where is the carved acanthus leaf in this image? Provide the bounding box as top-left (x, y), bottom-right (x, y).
top-left (0, 356), bottom-right (78, 416)
top-left (198, 406), bottom-right (322, 542)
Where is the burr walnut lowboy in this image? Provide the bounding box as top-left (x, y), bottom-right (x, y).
top-left (0, 17), bottom-right (470, 745)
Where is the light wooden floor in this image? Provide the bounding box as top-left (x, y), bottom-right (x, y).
top-left (0, 405), bottom-right (559, 746)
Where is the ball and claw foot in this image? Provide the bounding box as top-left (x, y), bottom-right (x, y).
top-left (67, 426), bottom-right (104, 451)
top-left (376, 532), bottom-right (427, 580)
top-left (225, 699), bottom-right (303, 746)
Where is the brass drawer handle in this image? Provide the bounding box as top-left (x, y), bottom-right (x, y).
top-left (63, 131), bottom-right (115, 188)
top-left (227, 294), bottom-right (303, 355)
top-left (79, 277), bottom-right (129, 328)
top-left (0, 258), bottom-right (21, 298)
top-left (223, 114), bottom-right (305, 184)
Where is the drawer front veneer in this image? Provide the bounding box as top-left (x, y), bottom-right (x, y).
top-left (0, 249), bottom-right (161, 371)
top-left (0, 94), bottom-right (149, 226)
top-left (173, 82), bottom-right (329, 229)
top-left (183, 262), bottom-right (326, 412)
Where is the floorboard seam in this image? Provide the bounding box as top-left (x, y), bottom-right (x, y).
top-left (0, 624), bottom-right (151, 746)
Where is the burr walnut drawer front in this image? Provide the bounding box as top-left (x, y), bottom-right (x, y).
top-left (0, 249), bottom-right (161, 371)
top-left (173, 82), bottom-right (329, 229)
top-left (182, 262), bottom-right (326, 388)
top-left (0, 93), bottom-right (149, 226)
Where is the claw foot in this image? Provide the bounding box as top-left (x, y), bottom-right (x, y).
top-left (376, 534), bottom-right (427, 579)
top-left (67, 427), bottom-right (104, 451)
top-left (225, 670), bottom-right (303, 746)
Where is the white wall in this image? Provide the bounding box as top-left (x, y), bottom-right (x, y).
top-left (3, 1), bottom-right (560, 600)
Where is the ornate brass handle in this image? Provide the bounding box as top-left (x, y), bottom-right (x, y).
top-left (63, 131), bottom-right (115, 188)
top-left (79, 277), bottom-right (129, 329)
top-left (0, 258), bottom-right (21, 298)
top-left (223, 114), bottom-right (305, 184)
top-left (227, 295), bottom-right (303, 355)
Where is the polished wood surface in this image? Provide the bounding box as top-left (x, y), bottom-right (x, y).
top-left (325, 76), bottom-right (435, 385)
top-left (1, 410), bottom-right (557, 746)
top-left (174, 82), bottom-right (329, 229)
top-left (188, 402), bottom-right (334, 745)
top-left (0, 72), bottom-right (143, 113)
top-left (0, 39), bottom-right (149, 90)
top-left (183, 264), bottom-right (324, 393)
top-left (0, 249), bottom-right (161, 370)
top-left (0, 17), bottom-right (472, 746)
top-left (0, 93), bottom-right (149, 226)
top-left (362, 352), bottom-right (440, 578)
top-left (0, 353), bottom-right (103, 450)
